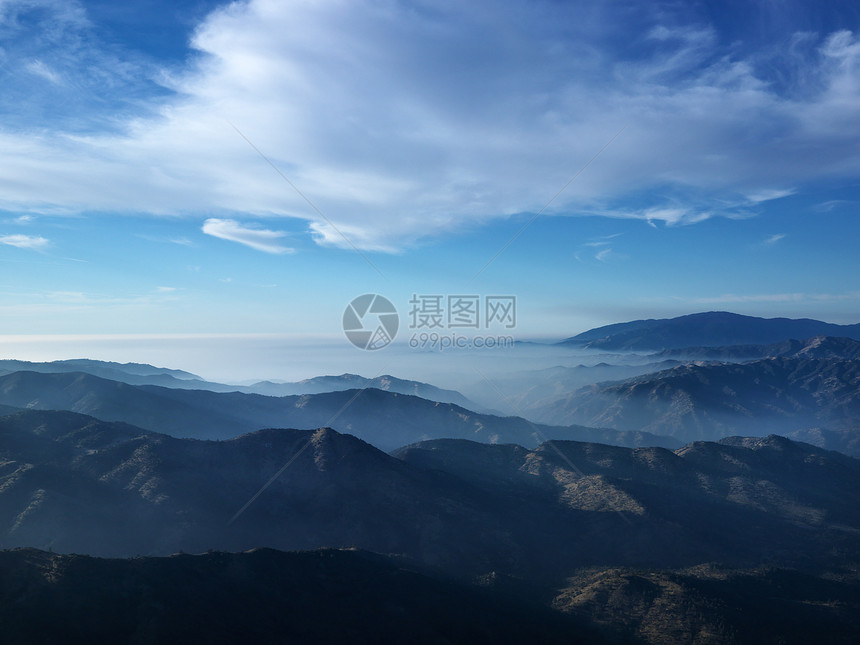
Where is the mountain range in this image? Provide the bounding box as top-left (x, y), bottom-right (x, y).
top-left (2, 311), bottom-right (860, 642)
top-left (1, 409), bottom-right (856, 574)
top-left (0, 358), bottom-right (208, 388)
top-left (650, 334), bottom-right (860, 362)
top-left (1, 407), bottom-right (858, 643)
top-left (0, 370), bottom-right (678, 451)
top-left (462, 359), bottom-right (683, 414)
top-left (246, 373), bottom-right (483, 409)
top-left (561, 311), bottom-right (860, 350)
top-left (0, 359), bottom-right (485, 408)
top-left (531, 353), bottom-right (860, 451)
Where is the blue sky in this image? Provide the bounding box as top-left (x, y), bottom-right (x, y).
top-left (1, 0), bottom-right (860, 352)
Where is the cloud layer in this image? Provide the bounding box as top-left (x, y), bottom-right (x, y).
top-left (1, 0), bottom-right (859, 251)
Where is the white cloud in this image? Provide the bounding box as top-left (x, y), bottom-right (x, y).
top-left (202, 218), bottom-right (293, 254)
top-left (583, 233), bottom-right (623, 247)
top-left (763, 233), bottom-right (786, 245)
top-left (0, 1), bottom-right (859, 250)
top-left (814, 199), bottom-right (850, 212)
top-left (592, 206), bottom-right (747, 227)
top-left (745, 189), bottom-right (795, 204)
top-left (0, 234), bottom-right (50, 250)
top-left (26, 59), bottom-right (62, 84)
top-left (137, 234), bottom-right (195, 247)
top-left (46, 291), bottom-right (88, 303)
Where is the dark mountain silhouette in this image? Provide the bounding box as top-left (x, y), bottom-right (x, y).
top-left (0, 370), bottom-right (677, 450)
top-left (529, 356), bottom-right (860, 448)
top-left (1, 550), bottom-right (856, 645)
top-left (561, 312), bottom-right (860, 351)
top-left (0, 547), bottom-right (599, 645)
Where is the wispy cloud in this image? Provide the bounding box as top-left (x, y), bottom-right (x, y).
top-left (692, 292), bottom-right (805, 304)
top-left (575, 233), bottom-right (626, 262)
top-left (814, 200), bottom-right (850, 212)
top-left (35, 288), bottom-right (183, 306)
top-left (763, 233), bottom-right (786, 245)
top-left (573, 233), bottom-right (627, 262)
top-left (0, 234), bottom-right (50, 250)
top-left (46, 291), bottom-right (89, 303)
top-left (595, 248), bottom-right (613, 262)
top-left (583, 233), bottom-right (623, 247)
top-left (202, 218), bottom-right (293, 254)
top-left (593, 205), bottom-right (756, 227)
top-left (745, 189), bottom-right (794, 204)
top-left (26, 59), bottom-right (63, 85)
top-left (136, 234), bottom-right (195, 247)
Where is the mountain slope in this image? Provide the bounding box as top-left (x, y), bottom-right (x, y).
top-left (0, 358), bottom-right (216, 390)
top-left (463, 360), bottom-right (683, 416)
top-left (562, 312), bottom-right (860, 351)
top-left (0, 409), bottom-right (537, 571)
top-left (2, 409), bottom-right (858, 577)
top-left (0, 360), bottom-right (485, 408)
top-left (395, 433), bottom-right (860, 569)
top-left (651, 335), bottom-right (860, 362)
top-left (530, 356), bottom-right (860, 446)
top-left (0, 370), bottom-right (678, 450)
top-left (554, 565), bottom-right (860, 645)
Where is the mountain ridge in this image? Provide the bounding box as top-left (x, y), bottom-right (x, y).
top-left (562, 312), bottom-right (860, 350)
top-left (527, 355), bottom-right (860, 450)
top-left (2, 408), bottom-right (857, 574)
top-left (649, 335), bottom-right (860, 361)
top-left (0, 369), bottom-right (680, 451)
top-left (0, 359), bottom-right (488, 409)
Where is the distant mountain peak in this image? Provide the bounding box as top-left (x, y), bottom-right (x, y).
top-left (562, 312), bottom-right (860, 351)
